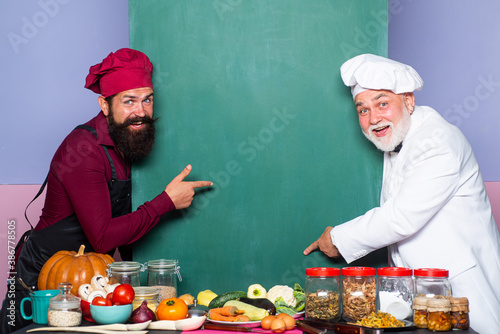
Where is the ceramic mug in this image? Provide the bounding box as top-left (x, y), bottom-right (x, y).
top-left (20, 289), bottom-right (59, 324)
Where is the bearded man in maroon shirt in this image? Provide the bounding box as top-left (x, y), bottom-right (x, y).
top-left (1, 48), bottom-right (213, 333)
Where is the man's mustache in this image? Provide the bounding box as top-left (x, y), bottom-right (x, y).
top-left (121, 115), bottom-right (158, 127)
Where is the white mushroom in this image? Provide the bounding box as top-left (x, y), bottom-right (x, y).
top-left (78, 284), bottom-right (92, 301)
top-left (104, 283), bottom-right (120, 294)
top-left (87, 289), bottom-right (107, 303)
top-left (90, 275), bottom-right (109, 291)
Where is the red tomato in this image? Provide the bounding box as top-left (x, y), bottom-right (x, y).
top-left (92, 296), bottom-right (112, 306)
top-left (111, 284), bottom-right (135, 305)
top-left (106, 292), bottom-right (113, 304)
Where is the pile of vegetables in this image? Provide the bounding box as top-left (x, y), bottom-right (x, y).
top-left (38, 246), bottom-right (306, 330)
top-left (203, 283), bottom-right (305, 332)
top-left (79, 274), bottom-right (135, 308)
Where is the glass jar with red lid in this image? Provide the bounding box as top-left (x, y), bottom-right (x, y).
top-left (377, 267), bottom-right (413, 321)
top-left (341, 267), bottom-right (376, 322)
top-left (305, 267), bottom-right (341, 322)
top-left (414, 268), bottom-right (452, 299)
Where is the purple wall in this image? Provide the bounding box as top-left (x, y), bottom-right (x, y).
top-left (1, 0), bottom-right (129, 184)
top-left (388, 0), bottom-right (500, 181)
top-left (0, 0), bottom-right (129, 301)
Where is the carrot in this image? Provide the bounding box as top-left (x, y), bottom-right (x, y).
top-left (235, 315), bottom-right (251, 322)
top-left (211, 306), bottom-right (243, 316)
top-left (208, 309), bottom-right (249, 322)
top-left (208, 310), bottom-right (234, 321)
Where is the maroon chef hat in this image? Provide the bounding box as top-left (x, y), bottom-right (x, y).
top-left (84, 48), bottom-right (153, 97)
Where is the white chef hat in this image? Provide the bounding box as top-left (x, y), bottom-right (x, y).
top-left (340, 54), bottom-right (424, 98)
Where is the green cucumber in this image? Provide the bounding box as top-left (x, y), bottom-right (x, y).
top-left (208, 291), bottom-right (247, 309)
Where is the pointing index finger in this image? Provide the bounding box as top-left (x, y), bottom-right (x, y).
top-left (303, 240), bottom-right (319, 255)
top-left (190, 180), bottom-right (213, 189)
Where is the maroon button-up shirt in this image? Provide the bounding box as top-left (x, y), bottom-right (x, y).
top-left (36, 112), bottom-right (175, 254)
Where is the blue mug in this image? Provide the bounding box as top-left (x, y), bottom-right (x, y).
top-left (20, 290), bottom-right (59, 324)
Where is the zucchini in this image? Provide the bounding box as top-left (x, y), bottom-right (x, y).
top-left (224, 300), bottom-right (269, 321)
top-left (208, 291), bottom-right (247, 309)
top-left (238, 297), bottom-right (276, 315)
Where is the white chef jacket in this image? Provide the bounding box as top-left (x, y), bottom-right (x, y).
top-left (331, 106), bottom-right (500, 333)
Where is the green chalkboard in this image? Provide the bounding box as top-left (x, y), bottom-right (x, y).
top-left (129, 0), bottom-right (388, 295)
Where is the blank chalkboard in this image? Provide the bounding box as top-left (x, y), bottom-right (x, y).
top-left (129, 0), bottom-right (388, 295)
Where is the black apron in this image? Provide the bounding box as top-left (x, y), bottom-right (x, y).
top-left (0, 124), bottom-right (132, 333)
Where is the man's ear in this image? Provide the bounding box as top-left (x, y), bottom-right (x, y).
top-left (403, 92), bottom-right (415, 114)
top-left (98, 95), bottom-right (110, 116)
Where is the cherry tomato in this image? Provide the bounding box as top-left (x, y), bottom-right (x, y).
top-left (106, 292), bottom-right (113, 304)
top-left (91, 296), bottom-right (112, 306)
top-left (111, 284), bottom-right (135, 305)
top-left (157, 298), bottom-right (188, 320)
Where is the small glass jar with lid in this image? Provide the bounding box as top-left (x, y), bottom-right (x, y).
top-left (427, 298), bottom-right (452, 331)
top-left (147, 259), bottom-right (182, 300)
top-left (414, 268), bottom-right (452, 299)
top-left (377, 267), bottom-right (414, 321)
top-left (341, 267), bottom-right (376, 322)
top-left (47, 282), bottom-right (82, 327)
top-left (450, 297), bottom-right (469, 330)
top-left (412, 296), bottom-right (429, 328)
top-left (107, 261), bottom-right (146, 286)
top-left (305, 267), bottom-right (341, 322)
top-left (133, 286), bottom-right (160, 313)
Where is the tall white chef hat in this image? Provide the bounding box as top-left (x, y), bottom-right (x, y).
top-left (340, 54), bottom-right (424, 98)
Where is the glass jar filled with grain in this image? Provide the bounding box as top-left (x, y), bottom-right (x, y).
top-left (341, 267), bottom-right (376, 322)
top-left (147, 259), bottom-right (181, 301)
top-left (412, 296), bottom-right (429, 328)
top-left (305, 267), bottom-right (341, 322)
top-left (427, 298), bottom-right (452, 331)
top-left (47, 282), bottom-right (81, 327)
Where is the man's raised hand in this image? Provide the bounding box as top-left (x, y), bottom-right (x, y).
top-left (165, 164), bottom-right (213, 209)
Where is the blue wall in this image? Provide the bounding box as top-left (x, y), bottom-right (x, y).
top-left (388, 0), bottom-right (500, 181)
top-left (1, 0), bottom-right (129, 184)
top-left (2, 0), bottom-right (500, 183)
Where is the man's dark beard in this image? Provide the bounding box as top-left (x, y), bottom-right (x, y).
top-left (107, 109), bottom-right (157, 162)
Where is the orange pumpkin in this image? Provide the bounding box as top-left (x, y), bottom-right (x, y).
top-left (38, 244), bottom-right (114, 296)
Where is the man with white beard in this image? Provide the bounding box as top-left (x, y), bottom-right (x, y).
top-left (304, 54), bottom-right (500, 333)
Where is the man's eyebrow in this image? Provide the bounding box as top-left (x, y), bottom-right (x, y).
top-left (122, 93), bottom-right (154, 100)
top-left (355, 93), bottom-right (389, 107)
top-left (373, 93), bottom-right (388, 101)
